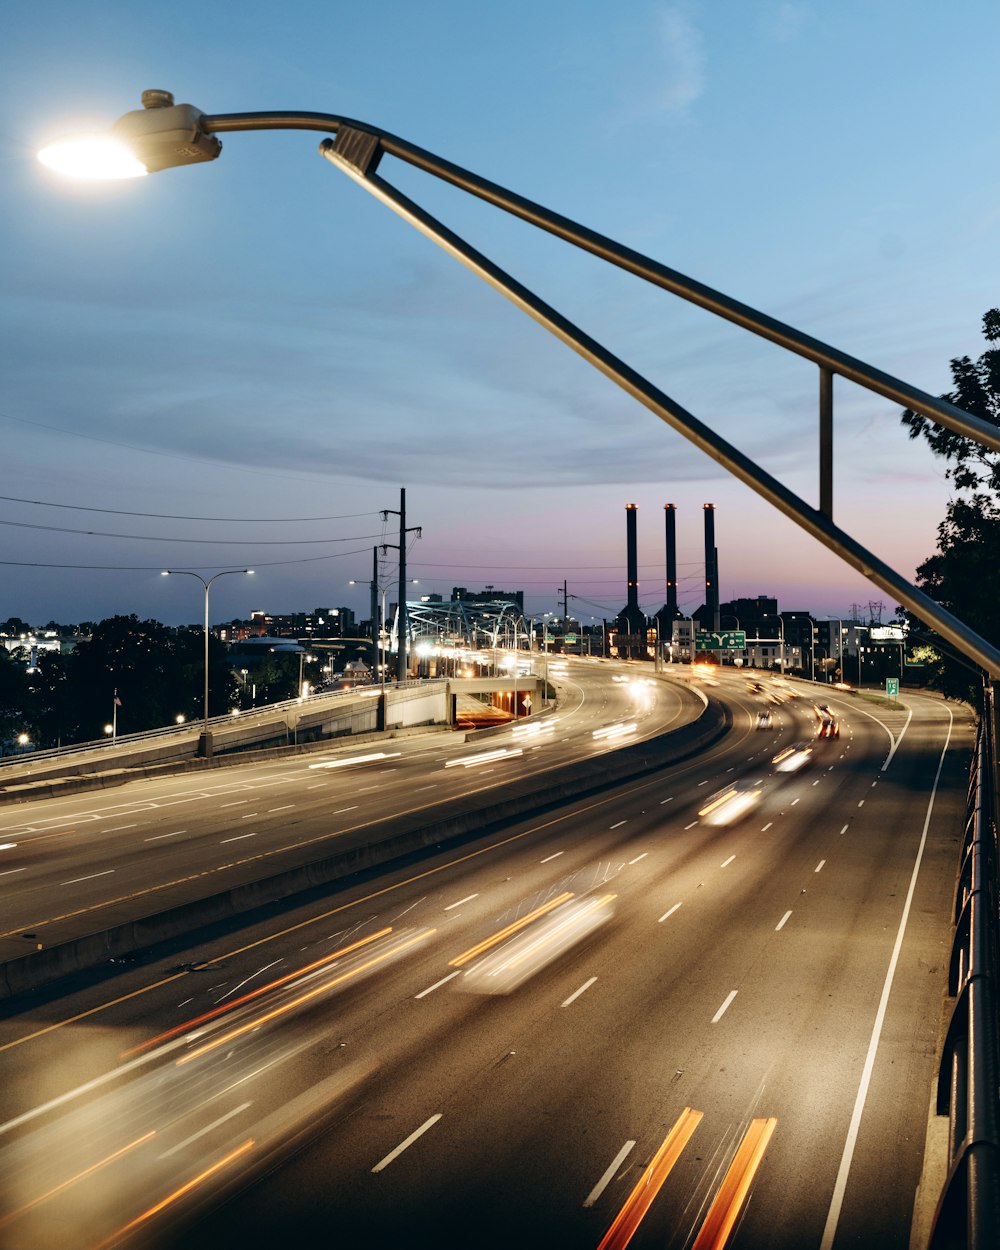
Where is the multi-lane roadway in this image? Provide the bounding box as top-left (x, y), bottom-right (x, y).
top-left (0, 665), bottom-right (973, 1249)
top-left (0, 660), bottom-right (694, 960)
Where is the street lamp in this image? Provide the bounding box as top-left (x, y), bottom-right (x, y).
top-left (161, 568), bottom-right (253, 733)
top-left (39, 90), bottom-right (1000, 685)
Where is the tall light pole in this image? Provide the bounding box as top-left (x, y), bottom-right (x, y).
top-left (162, 568), bottom-right (253, 733)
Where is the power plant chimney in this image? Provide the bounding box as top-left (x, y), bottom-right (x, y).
top-left (626, 503), bottom-right (639, 612)
top-left (664, 503), bottom-right (677, 618)
top-left (704, 503), bottom-right (720, 631)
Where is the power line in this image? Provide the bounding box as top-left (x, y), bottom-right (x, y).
top-left (0, 518), bottom-right (386, 545)
top-left (0, 494), bottom-right (379, 523)
top-left (0, 545), bottom-right (375, 571)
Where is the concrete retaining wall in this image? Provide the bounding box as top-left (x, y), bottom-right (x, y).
top-left (0, 696), bottom-right (729, 1000)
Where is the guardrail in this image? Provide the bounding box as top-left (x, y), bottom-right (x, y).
top-left (930, 695), bottom-right (1000, 1247)
top-left (0, 677), bottom-right (457, 769)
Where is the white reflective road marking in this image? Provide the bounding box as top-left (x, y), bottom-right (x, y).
top-left (583, 1140), bottom-right (636, 1208)
top-left (712, 991), bottom-right (737, 1023)
top-left (371, 1114), bottom-right (442, 1173)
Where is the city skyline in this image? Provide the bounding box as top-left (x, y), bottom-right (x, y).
top-left (2, 2), bottom-right (997, 627)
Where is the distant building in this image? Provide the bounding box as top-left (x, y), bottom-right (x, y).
top-left (219, 607), bottom-right (357, 642)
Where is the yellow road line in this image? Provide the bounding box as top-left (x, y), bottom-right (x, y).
top-left (597, 1107), bottom-right (703, 1250)
top-left (692, 1117), bottom-right (777, 1250)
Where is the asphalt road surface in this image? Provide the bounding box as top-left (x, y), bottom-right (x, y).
top-left (0, 673), bottom-right (972, 1250)
top-left (0, 659), bottom-right (696, 957)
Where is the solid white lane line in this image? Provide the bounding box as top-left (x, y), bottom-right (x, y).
top-left (221, 833), bottom-right (256, 843)
top-left (0, 868), bottom-right (27, 878)
top-left (371, 1114), bottom-right (442, 1173)
top-left (712, 991), bottom-right (738, 1023)
top-left (62, 870), bottom-right (114, 885)
top-left (761, 822), bottom-right (773, 832)
top-left (0, 844), bottom-right (17, 851)
top-left (415, 972), bottom-right (461, 999)
top-left (583, 1140), bottom-right (637, 1208)
top-left (540, 851), bottom-right (564, 864)
top-left (220, 800), bottom-right (248, 808)
top-left (658, 903), bottom-right (682, 923)
top-left (839, 825), bottom-right (849, 835)
top-left (684, 821), bottom-right (698, 830)
top-left (145, 830), bottom-right (185, 841)
top-left (160, 1103), bottom-right (252, 1158)
top-left (333, 806), bottom-right (359, 815)
top-left (306, 782), bottom-right (328, 789)
top-left (776, 910), bottom-right (792, 930)
top-left (610, 820), bottom-right (627, 830)
top-left (628, 853), bottom-right (648, 865)
top-left (268, 805), bottom-right (295, 813)
top-left (820, 704), bottom-right (953, 1250)
top-left (444, 894), bottom-right (478, 911)
top-left (720, 855), bottom-right (735, 868)
top-left (562, 977), bottom-right (597, 1007)
top-left (815, 860), bottom-right (826, 873)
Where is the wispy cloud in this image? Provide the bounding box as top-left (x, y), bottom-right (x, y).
top-left (652, 4), bottom-right (706, 117)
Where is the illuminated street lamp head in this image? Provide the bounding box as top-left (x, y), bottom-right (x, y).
top-left (38, 89), bottom-right (221, 179)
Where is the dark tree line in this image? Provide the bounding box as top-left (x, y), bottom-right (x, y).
top-left (901, 308), bottom-right (1000, 702)
top-left (2, 615), bottom-right (305, 750)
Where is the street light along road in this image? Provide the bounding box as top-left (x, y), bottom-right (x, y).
top-left (161, 568), bottom-right (254, 737)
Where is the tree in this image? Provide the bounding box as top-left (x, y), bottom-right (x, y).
top-left (0, 649), bottom-right (34, 750)
top-left (900, 310), bottom-right (1000, 701)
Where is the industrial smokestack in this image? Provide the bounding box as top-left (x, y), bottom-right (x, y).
top-left (664, 504), bottom-right (677, 618)
top-left (704, 503), bottom-right (720, 631)
top-left (626, 503), bottom-right (639, 611)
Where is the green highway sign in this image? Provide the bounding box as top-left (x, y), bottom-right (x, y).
top-left (695, 630), bottom-right (746, 650)
top-left (885, 677), bottom-right (899, 697)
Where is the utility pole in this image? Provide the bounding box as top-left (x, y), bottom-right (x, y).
top-left (559, 579), bottom-right (568, 633)
top-left (382, 488), bottom-right (421, 683)
top-left (370, 545), bottom-right (379, 677)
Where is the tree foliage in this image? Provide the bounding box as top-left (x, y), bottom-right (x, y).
top-left (901, 310), bottom-right (1000, 700)
top-left (19, 615), bottom-right (240, 747)
top-left (902, 309), bottom-right (1000, 490)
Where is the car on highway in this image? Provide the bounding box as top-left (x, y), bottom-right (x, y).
top-left (698, 778), bottom-right (765, 826)
top-left (816, 714), bottom-right (840, 738)
top-left (772, 742), bottom-right (814, 772)
top-left (756, 710), bottom-right (773, 730)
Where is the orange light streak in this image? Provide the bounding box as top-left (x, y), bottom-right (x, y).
top-left (597, 1107), bottom-right (703, 1250)
top-left (448, 892), bottom-right (575, 968)
top-left (176, 929), bottom-right (435, 1065)
top-left (94, 1137), bottom-right (255, 1250)
top-left (691, 1117), bottom-right (777, 1250)
top-left (0, 1131), bottom-right (156, 1231)
top-left (121, 926), bottom-right (393, 1057)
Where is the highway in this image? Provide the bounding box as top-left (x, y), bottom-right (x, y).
top-left (0, 659), bottom-right (697, 957)
top-left (0, 669), bottom-right (973, 1249)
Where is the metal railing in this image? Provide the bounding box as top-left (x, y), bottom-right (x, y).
top-left (931, 692), bottom-right (1000, 1247)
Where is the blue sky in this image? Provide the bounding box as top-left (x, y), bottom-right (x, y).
top-left (1, 1), bottom-right (997, 629)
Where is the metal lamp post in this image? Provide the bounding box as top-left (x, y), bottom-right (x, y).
top-left (37, 92), bottom-right (1000, 684)
top-left (161, 568), bottom-right (253, 733)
